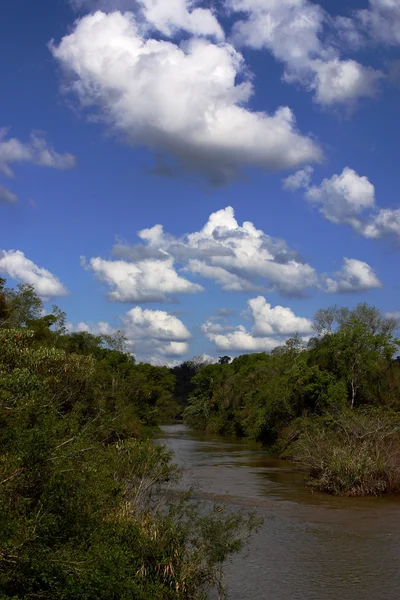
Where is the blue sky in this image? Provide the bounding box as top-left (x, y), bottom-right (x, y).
top-left (1, 0), bottom-right (399, 363)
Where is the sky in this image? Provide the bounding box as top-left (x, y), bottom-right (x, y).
top-left (1, 0), bottom-right (399, 364)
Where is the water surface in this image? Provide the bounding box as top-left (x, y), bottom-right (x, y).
top-left (159, 424), bottom-right (400, 600)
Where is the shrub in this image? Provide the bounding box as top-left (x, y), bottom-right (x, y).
top-left (292, 409), bottom-right (400, 496)
top-left (0, 330), bottom-right (262, 599)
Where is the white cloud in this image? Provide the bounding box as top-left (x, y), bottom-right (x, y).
top-left (158, 341), bottom-right (189, 356)
top-left (306, 167), bottom-right (376, 226)
top-left (0, 185), bottom-right (18, 204)
top-left (84, 255), bottom-right (203, 302)
top-left (283, 165), bottom-right (313, 191)
top-left (0, 128), bottom-right (76, 178)
top-left (50, 11), bottom-right (321, 184)
top-left (139, 0), bottom-right (224, 39)
top-left (203, 322), bottom-right (283, 353)
top-left (0, 250), bottom-right (68, 298)
top-left (185, 207), bottom-right (319, 296)
top-left (71, 0), bottom-right (133, 9)
top-left (187, 260), bottom-right (261, 292)
top-left (358, 0), bottom-right (400, 46)
top-left (70, 0), bottom-right (224, 39)
top-left (229, 0), bottom-right (382, 106)
top-left (386, 311), bottom-right (400, 321)
top-left (290, 167), bottom-right (400, 244)
top-left (326, 258), bottom-right (382, 293)
top-left (203, 295), bottom-right (312, 353)
top-left (67, 320), bottom-right (116, 335)
top-left (310, 59), bottom-right (381, 106)
top-left (124, 306), bottom-right (191, 341)
top-left (194, 353), bottom-right (220, 364)
top-left (248, 296), bottom-right (313, 336)
top-left (114, 206), bottom-right (320, 297)
top-left (201, 319), bottom-right (239, 334)
top-left (67, 321), bottom-right (91, 333)
top-left (123, 306), bottom-right (190, 359)
top-left (361, 208), bottom-right (400, 241)
top-left (68, 306), bottom-right (191, 363)
top-left (334, 16), bottom-right (366, 50)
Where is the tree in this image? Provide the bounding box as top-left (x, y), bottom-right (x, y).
top-left (218, 356), bottom-right (231, 365)
top-left (2, 282), bottom-right (43, 328)
top-left (0, 328), bottom-right (260, 598)
top-left (311, 304), bottom-right (400, 408)
top-left (63, 330), bottom-right (105, 355)
top-left (0, 277), bottom-right (10, 326)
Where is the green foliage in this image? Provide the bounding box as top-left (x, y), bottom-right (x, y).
top-left (184, 303), bottom-right (400, 444)
top-left (2, 283), bottom-right (43, 328)
top-left (311, 303), bottom-right (400, 408)
top-left (170, 357), bottom-right (212, 412)
top-left (0, 280), bottom-right (260, 598)
top-left (181, 303), bottom-right (400, 495)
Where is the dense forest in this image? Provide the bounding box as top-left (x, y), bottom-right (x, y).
top-left (178, 304), bottom-right (400, 496)
top-left (0, 278), bottom-right (259, 600)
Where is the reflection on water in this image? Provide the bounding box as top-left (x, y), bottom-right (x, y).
top-left (159, 424), bottom-right (400, 600)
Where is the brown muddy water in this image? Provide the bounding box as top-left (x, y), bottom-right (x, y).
top-left (159, 424), bottom-right (400, 600)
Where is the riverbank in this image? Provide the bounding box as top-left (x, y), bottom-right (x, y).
top-left (281, 410), bottom-right (400, 496)
top-left (181, 303), bottom-right (400, 497)
top-left (160, 424), bottom-right (400, 600)
top-left (184, 406), bottom-right (400, 497)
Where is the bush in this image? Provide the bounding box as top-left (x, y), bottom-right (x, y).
top-left (291, 409), bottom-right (400, 496)
top-left (0, 329), bottom-right (262, 599)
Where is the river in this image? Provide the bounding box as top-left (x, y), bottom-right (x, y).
top-left (159, 424), bottom-right (400, 600)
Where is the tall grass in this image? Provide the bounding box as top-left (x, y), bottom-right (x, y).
top-left (292, 409), bottom-right (400, 496)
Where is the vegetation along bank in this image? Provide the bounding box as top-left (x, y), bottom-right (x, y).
top-left (0, 278), bottom-right (260, 600)
top-left (179, 303), bottom-right (400, 497)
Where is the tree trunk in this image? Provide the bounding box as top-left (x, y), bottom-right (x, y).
top-left (350, 380), bottom-right (356, 409)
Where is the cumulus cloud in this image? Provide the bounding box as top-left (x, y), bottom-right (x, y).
top-left (181, 206), bottom-right (319, 296)
top-left (361, 208), bottom-right (400, 241)
top-left (187, 260), bottom-right (261, 292)
top-left (70, 0), bottom-right (224, 39)
top-left (310, 59), bottom-right (381, 106)
top-left (67, 320), bottom-right (116, 335)
top-left (124, 306), bottom-right (191, 341)
top-left (229, 0), bottom-right (382, 106)
top-left (283, 165), bottom-right (314, 191)
top-left (83, 255), bottom-right (203, 303)
top-left (123, 306), bottom-right (191, 359)
top-left (113, 206), bottom-right (320, 297)
top-left (203, 295), bottom-right (312, 353)
top-left (203, 324), bottom-right (283, 353)
top-left (358, 0), bottom-right (400, 46)
top-left (285, 166), bottom-right (400, 244)
top-left (332, 2), bottom-right (400, 52)
top-left (248, 296), bottom-right (313, 336)
top-left (0, 128), bottom-right (76, 178)
top-left (325, 258), bottom-right (382, 293)
top-left (138, 0), bottom-right (224, 39)
top-left (0, 250), bottom-right (68, 298)
top-left (50, 10), bottom-right (321, 184)
top-left (0, 185), bottom-right (18, 204)
top-left (201, 319), bottom-right (238, 334)
top-left (68, 306), bottom-right (191, 363)
top-left (306, 167), bottom-right (376, 226)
